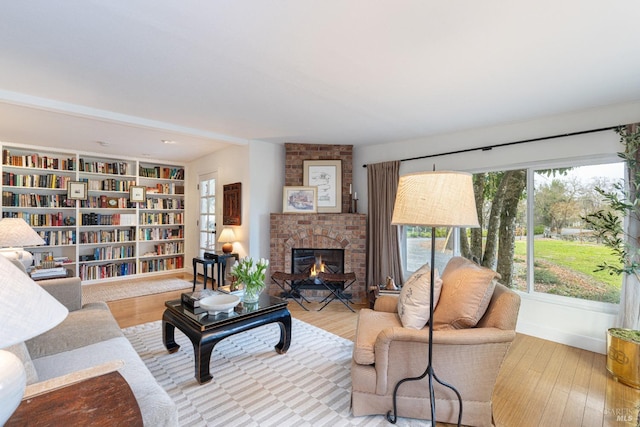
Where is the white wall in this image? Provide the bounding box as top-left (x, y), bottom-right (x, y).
top-left (186, 144), bottom-right (250, 263)
top-left (247, 140), bottom-right (285, 260)
top-left (353, 101), bottom-right (640, 354)
top-left (186, 141), bottom-right (284, 265)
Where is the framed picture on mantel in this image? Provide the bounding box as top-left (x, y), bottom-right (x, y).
top-left (303, 159), bottom-right (342, 213)
top-left (283, 186), bottom-right (317, 214)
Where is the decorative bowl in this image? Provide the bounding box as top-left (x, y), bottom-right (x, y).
top-left (199, 294), bottom-right (241, 314)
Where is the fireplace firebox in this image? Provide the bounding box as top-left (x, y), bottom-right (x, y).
top-left (291, 248), bottom-right (344, 289)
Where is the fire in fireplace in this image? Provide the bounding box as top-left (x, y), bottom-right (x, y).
top-left (291, 248), bottom-right (344, 288)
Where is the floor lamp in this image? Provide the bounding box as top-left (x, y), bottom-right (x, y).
top-left (388, 171), bottom-right (479, 426)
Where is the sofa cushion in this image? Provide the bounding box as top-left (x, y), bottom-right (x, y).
top-left (5, 342), bottom-right (38, 385)
top-left (26, 302), bottom-right (123, 359)
top-left (397, 263), bottom-right (442, 329)
top-left (432, 256), bottom-right (499, 330)
top-left (353, 308), bottom-right (402, 365)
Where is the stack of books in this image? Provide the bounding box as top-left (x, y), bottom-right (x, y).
top-left (30, 267), bottom-right (68, 280)
top-left (181, 289), bottom-right (216, 321)
top-left (378, 284), bottom-right (401, 295)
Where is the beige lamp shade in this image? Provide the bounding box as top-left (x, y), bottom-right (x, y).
top-left (0, 254), bottom-right (68, 424)
top-left (217, 228), bottom-right (236, 253)
top-left (0, 218), bottom-right (46, 247)
top-left (392, 171), bottom-right (480, 227)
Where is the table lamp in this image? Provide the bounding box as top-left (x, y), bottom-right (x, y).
top-left (389, 171), bottom-right (479, 426)
top-left (0, 218), bottom-right (46, 269)
top-left (218, 228), bottom-right (236, 254)
top-left (0, 254), bottom-right (68, 424)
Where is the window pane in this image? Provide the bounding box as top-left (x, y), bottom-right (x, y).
top-left (533, 163), bottom-right (624, 303)
top-left (199, 176), bottom-right (216, 254)
top-left (405, 226), bottom-right (453, 274)
top-left (467, 170), bottom-right (527, 290)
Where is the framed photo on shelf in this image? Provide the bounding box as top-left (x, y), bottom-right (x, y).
top-left (129, 186), bottom-right (146, 203)
top-left (303, 159), bottom-right (342, 213)
top-left (67, 181), bottom-right (87, 200)
top-left (282, 186), bottom-right (317, 214)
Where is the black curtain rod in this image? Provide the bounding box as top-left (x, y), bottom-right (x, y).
top-left (362, 125), bottom-right (619, 168)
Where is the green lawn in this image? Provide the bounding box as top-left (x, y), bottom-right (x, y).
top-left (514, 239), bottom-right (621, 287)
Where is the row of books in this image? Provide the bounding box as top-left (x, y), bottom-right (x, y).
top-left (91, 245), bottom-right (135, 261)
top-left (79, 159), bottom-right (130, 176)
top-left (3, 150), bottom-right (76, 171)
top-left (80, 213), bottom-right (137, 226)
top-left (138, 256), bottom-right (184, 273)
top-left (3, 172), bottom-right (73, 189)
top-left (139, 166), bottom-right (184, 180)
top-left (146, 183), bottom-right (184, 195)
top-left (2, 191), bottom-right (72, 208)
top-left (32, 253), bottom-right (71, 267)
top-left (37, 230), bottom-right (76, 246)
top-left (143, 198), bottom-right (184, 210)
top-left (140, 212), bottom-right (184, 225)
top-left (79, 262), bottom-right (135, 280)
top-left (83, 178), bottom-right (137, 192)
top-left (138, 227), bottom-right (183, 241)
top-left (153, 241), bottom-right (184, 255)
top-left (79, 228), bottom-right (136, 244)
top-left (2, 211), bottom-right (69, 227)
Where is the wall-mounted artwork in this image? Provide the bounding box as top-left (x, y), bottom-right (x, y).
top-left (223, 182), bottom-right (242, 225)
top-left (303, 159), bottom-right (342, 213)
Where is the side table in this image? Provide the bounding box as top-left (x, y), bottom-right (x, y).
top-left (192, 256), bottom-right (217, 290)
top-left (6, 370), bottom-right (142, 426)
top-left (203, 252), bottom-right (239, 286)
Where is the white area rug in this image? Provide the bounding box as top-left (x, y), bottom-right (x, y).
top-left (123, 319), bottom-right (425, 426)
top-left (82, 277), bottom-right (193, 303)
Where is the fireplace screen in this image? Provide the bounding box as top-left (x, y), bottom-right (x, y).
top-left (291, 248), bottom-right (344, 287)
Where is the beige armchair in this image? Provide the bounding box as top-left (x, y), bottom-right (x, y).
top-left (351, 281), bottom-right (520, 426)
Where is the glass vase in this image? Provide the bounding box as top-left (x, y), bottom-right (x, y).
top-left (243, 284), bottom-right (264, 303)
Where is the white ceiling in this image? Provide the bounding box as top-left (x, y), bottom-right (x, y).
top-left (1, 1), bottom-right (639, 163)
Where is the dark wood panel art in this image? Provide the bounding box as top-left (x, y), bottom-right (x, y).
top-left (223, 182), bottom-right (242, 225)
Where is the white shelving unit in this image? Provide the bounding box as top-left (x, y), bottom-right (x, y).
top-left (1, 143), bottom-right (186, 284)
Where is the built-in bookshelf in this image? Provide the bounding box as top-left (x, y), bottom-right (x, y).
top-left (1, 144), bottom-right (186, 284)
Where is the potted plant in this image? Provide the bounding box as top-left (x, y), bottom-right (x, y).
top-left (583, 124), bottom-right (640, 389)
top-left (231, 257), bottom-right (269, 303)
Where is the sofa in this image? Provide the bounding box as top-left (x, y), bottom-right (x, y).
top-left (351, 257), bottom-right (521, 426)
top-left (15, 275), bottom-right (178, 426)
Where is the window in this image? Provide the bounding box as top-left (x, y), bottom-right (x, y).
top-left (199, 174), bottom-right (216, 256)
top-left (400, 160), bottom-right (624, 305)
top-left (531, 163), bottom-right (624, 303)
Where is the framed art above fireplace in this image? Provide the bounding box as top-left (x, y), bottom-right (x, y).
top-left (303, 159), bottom-right (342, 213)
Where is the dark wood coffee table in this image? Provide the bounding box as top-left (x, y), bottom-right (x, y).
top-left (162, 292), bottom-right (291, 384)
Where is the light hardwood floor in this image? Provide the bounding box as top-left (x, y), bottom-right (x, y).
top-left (107, 274), bottom-right (639, 427)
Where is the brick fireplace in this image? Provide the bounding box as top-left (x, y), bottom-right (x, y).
top-left (269, 213), bottom-right (367, 302)
top-left (268, 142), bottom-right (366, 303)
